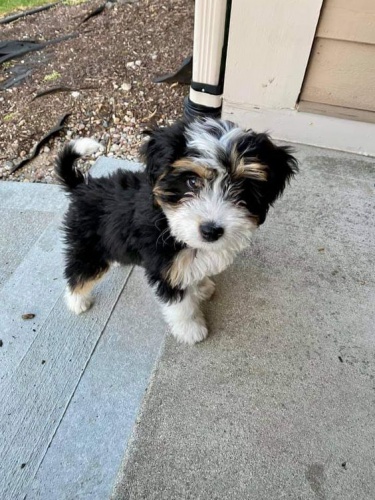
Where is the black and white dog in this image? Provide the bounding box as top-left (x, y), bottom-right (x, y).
top-left (56, 118), bottom-right (298, 344)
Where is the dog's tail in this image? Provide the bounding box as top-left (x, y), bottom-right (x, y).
top-left (55, 138), bottom-right (102, 191)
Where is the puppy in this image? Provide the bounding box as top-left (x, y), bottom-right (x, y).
top-left (56, 118), bottom-right (298, 344)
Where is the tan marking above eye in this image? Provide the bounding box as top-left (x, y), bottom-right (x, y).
top-left (153, 186), bottom-right (175, 197)
top-left (171, 158), bottom-right (214, 180)
top-left (234, 159), bottom-right (268, 181)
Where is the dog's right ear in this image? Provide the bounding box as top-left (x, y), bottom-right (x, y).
top-left (140, 121), bottom-right (187, 184)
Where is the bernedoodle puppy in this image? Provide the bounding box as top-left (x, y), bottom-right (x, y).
top-left (56, 118), bottom-right (298, 344)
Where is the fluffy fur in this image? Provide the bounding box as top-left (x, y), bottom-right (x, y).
top-left (56, 118), bottom-right (298, 344)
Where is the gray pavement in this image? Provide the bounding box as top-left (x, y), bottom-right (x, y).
top-left (0, 144), bottom-right (374, 500)
top-left (111, 144), bottom-right (375, 500)
top-left (0, 159), bottom-right (165, 500)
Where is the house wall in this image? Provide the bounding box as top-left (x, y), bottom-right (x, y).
top-left (299, 0), bottom-right (375, 123)
top-left (223, 0), bottom-right (322, 111)
top-left (222, 0), bottom-right (375, 156)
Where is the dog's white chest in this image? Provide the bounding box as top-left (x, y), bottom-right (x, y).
top-left (167, 247), bottom-right (236, 289)
top-left (193, 248), bottom-right (235, 279)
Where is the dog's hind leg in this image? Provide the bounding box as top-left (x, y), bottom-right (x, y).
top-left (65, 263), bottom-right (109, 315)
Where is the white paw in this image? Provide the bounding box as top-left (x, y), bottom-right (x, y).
top-left (197, 277), bottom-right (216, 301)
top-left (65, 290), bottom-right (93, 314)
top-left (171, 320), bottom-right (208, 345)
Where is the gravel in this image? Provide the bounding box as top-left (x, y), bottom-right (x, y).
top-left (0, 0), bottom-right (194, 183)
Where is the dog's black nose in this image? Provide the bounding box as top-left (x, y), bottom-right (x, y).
top-left (199, 222), bottom-right (224, 242)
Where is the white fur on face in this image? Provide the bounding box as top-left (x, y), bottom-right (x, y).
top-left (164, 173), bottom-right (256, 252)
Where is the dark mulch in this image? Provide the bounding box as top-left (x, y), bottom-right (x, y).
top-left (0, 0), bottom-right (194, 182)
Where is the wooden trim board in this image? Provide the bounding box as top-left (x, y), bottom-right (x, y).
top-left (223, 101), bottom-right (375, 157)
top-left (299, 101), bottom-right (375, 124)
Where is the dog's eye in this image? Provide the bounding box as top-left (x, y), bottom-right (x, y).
top-left (186, 177), bottom-right (202, 190)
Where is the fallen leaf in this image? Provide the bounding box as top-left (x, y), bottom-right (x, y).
top-left (22, 313), bottom-right (35, 320)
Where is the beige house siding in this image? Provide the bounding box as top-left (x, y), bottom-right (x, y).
top-left (299, 0), bottom-right (375, 123)
top-left (222, 0), bottom-right (375, 155)
top-left (316, 0), bottom-right (375, 45)
top-left (223, 0), bottom-right (322, 110)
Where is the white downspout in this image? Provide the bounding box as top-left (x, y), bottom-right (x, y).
top-left (184, 0), bottom-right (232, 119)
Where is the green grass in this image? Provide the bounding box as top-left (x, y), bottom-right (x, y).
top-left (0, 0), bottom-right (56, 16)
top-left (63, 0), bottom-right (87, 5)
top-left (3, 112), bottom-right (17, 122)
top-left (43, 70), bottom-right (61, 81)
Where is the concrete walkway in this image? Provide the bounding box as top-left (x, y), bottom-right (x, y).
top-left (0, 143), bottom-right (374, 500)
top-left (0, 159), bottom-right (166, 500)
top-left (111, 144), bottom-right (375, 500)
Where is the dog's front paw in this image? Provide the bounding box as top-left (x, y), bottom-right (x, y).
top-left (171, 319), bottom-right (208, 345)
top-left (65, 290), bottom-right (93, 315)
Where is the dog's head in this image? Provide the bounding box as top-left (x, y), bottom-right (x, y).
top-left (141, 118), bottom-right (298, 251)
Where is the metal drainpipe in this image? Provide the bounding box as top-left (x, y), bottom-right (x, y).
top-left (184, 0), bottom-right (232, 121)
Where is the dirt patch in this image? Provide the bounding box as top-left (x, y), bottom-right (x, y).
top-left (0, 0), bottom-right (194, 182)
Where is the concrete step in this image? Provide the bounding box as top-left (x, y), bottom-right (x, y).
top-left (0, 158), bottom-right (166, 499)
top-left (27, 265), bottom-right (165, 500)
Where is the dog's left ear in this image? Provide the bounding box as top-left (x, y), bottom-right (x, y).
top-left (140, 121), bottom-right (187, 184)
top-left (237, 132), bottom-right (299, 224)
